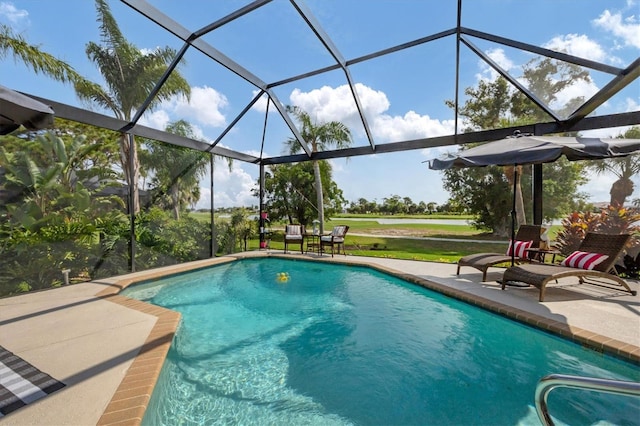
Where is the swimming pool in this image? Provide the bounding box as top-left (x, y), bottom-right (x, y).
top-left (122, 258), bottom-right (640, 425)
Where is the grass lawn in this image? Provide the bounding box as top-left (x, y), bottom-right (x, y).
top-left (191, 212), bottom-right (561, 264)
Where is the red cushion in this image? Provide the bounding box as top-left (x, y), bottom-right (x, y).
top-left (506, 240), bottom-right (533, 258)
top-left (561, 251), bottom-right (609, 270)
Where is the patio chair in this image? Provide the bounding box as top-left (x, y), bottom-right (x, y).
top-left (320, 225), bottom-right (349, 257)
top-left (457, 224), bottom-right (545, 281)
top-left (284, 224), bottom-right (305, 254)
top-left (502, 232), bottom-right (637, 301)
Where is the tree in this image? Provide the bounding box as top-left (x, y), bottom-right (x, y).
top-left (142, 120), bottom-right (226, 220)
top-left (443, 57), bottom-right (591, 235)
top-left (260, 161), bottom-right (345, 226)
top-left (283, 106), bottom-right (352, 233)
top-left (0, 24), bottom-right (86, 85)
top-left (588, 127), bottom-right (640, 207)
top-left (74, 0), bottom-right (191, 214)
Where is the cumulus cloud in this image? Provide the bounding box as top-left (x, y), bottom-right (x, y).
top-left (250, 90), bottom-right (272, 113)
top-left (288, 83), bottom-right (453, 143)
top-left (476, 48), bottom-right (515, 82)
top-left (593, 9), bottom-right (640, 49)
top-left (195, 162), bottom-right (258, 209)
top-left (543, 34), bottom-right (608, 62)
top-left (158, 86), bottom-right (228, 129)
top-left (0, 2), bottom-right (28, 25)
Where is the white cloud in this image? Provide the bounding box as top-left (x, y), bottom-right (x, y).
top-left (169, 86), bottom-right (228, 128)
top-left (250, 90), bottom-right (272, 113)
top-left (543, 34), bottom-right (608, 62)
top-left (0, 2), bottom-right (28, 25)
top-left (551, 77), bottom-right (599, 111)
top-left (194, 163), bottom-right (258, 209)
top-left (476, 48), bottom-right (515, 82)
top-left (139, 109), bottom-right (171, 130)
top-left (593, 9), bottom-right (640, 49)
top-left (289, 83), bottom-right (454, 143)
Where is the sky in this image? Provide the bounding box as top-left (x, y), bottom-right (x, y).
top-left (1, 0), bottom-right (639, 209)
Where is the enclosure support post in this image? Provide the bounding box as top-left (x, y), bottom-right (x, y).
top-left (210, 154), bottom-right (216, 257)
top-left (128, 132), bottom-right (136, 273)
top-left (533, 163), bottom-right (543, 225)
top-left (259, 163), bottom-right (267, 249)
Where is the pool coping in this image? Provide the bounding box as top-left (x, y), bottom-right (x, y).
top-left (92, 252), bottom-right (639, 425)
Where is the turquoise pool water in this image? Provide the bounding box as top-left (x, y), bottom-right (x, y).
top-left (122, 258), bottom-right (640, 425)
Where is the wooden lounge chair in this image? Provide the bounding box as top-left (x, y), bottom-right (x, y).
top-left (457, 224), bottom-right (545, 281)
top-left (320, 225), bottom-right (349, 257)
top-left (502, 232), bottom-right (637, 301)
top-left (284, 224), bottom-right (305, 254)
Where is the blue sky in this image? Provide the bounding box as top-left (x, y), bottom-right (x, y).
top-left (1, 0), bottom-right (639, 209)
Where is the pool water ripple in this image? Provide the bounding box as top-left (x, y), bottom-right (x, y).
top-left (123, 258), bottom-right (640, 426)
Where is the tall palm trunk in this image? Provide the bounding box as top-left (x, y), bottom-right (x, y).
top-left (312, 159), bottom-right (325, 233)
top-left (170, 184), bottom-right (180, 220)
top-left (120, 133), bottom-right (140, 214)
top-left (514, 165), bottom-right (526, 226)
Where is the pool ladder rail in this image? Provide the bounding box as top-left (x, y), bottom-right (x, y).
top-left (535, 374), bottom-right (640, 426)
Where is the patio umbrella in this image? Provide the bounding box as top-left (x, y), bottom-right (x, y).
top-left (428, 131), bottom-right (640, 265)
top-left (0, 85), bottom-right (54, 135)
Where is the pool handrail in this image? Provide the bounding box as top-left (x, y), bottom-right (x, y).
top-left (535, 373), bottom-right (640, 426)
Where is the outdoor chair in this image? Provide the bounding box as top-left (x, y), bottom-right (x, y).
top-left (456, 224), bottom-right (545, 281)
top-left (501, 232), bottom-right (637, 301)
top-left (284, 224), bottom-right (305, 254)
top-left (320, 225), bottom-right (349, 257)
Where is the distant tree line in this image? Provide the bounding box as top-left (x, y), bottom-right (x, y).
top-left (346, 196), bottom-right (454, 215)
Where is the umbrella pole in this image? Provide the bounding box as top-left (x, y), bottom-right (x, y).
top-left (510, 167), bottom-right (518, 266)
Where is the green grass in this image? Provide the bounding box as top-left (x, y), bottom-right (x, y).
top-left (255, 230), bottom-right (507, 264)
top-left (191, 212), bottom-right (561, 264)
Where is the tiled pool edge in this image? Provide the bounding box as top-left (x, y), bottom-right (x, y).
top-left (91, 253), bottom-right (639, 425)
top-left (93, 257), bottom-right (236, 426)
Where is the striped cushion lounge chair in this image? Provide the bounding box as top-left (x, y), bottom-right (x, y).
top-left (457, 224), bottom-right (545, 281)
top-left (502, 232), bottom-right (637, 301)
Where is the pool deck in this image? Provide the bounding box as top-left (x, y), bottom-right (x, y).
top-left (0, 251), bottom-right (638, 425)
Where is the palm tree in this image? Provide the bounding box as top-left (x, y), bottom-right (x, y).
top-left (0, 24), bottom-right (84, 85)
top-left (589, 127), bottom-right (640, 207)
top-left (283, 106), bottom-right (352, 233)
top-left (143, 120), bottom-right (231, 220)
top-left (74, 0), bottom-right (191, 214)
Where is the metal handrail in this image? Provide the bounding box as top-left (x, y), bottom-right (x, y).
top-left (535, 374), bottom-right (640, 426)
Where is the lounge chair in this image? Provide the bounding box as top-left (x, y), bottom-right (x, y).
top-left (284, 224), bottom-right (305, 254)
top-left (457, 224), bottom-right (545, 281)
top-left (320, 225), bottom-right (349, 257)
top-left (502, 232), bottom-right (637, 301)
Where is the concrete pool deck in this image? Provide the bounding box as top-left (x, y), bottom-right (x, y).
top-left (0, 252), bottom-right (638, 425)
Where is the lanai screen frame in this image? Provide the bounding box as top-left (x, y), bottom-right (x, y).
top-left (11, 0), bottom-right (640, 270)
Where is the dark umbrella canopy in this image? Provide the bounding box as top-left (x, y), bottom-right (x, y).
top-left (428, 132), bottom-right (640, 266)
top-left (429, 134), bottom-right (640, 170)
top-left (0, 85), bottom-right (55, 135)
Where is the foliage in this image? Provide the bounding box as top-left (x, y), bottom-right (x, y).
top-left (587, 127), bottom-right (640, 207)
top-left (554, 205), bottom-right (640, 256)
top-left (134, 208), bottom-right (211, 266)
top-left (216, 209), bottom-right (255, 254)
top-left (283, 105), bottom-right (352, 233)
top-left (141, 120), bottom-right (215, 220)
top-left (0, 23), bottom-right (87, 86)
top-left (442, 57), bottom-right (592, 235)
top-left (443, 166), bottom-right (513, 235)
top-left (73, 0), bottom-right (191, 213)
top-left (260, 161), bottom-right (346, 226)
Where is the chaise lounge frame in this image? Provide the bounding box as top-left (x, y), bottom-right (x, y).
top-left (457, 224), bottom-right (545, 281)
top-left (502, 232), bottom-right (637, 301)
